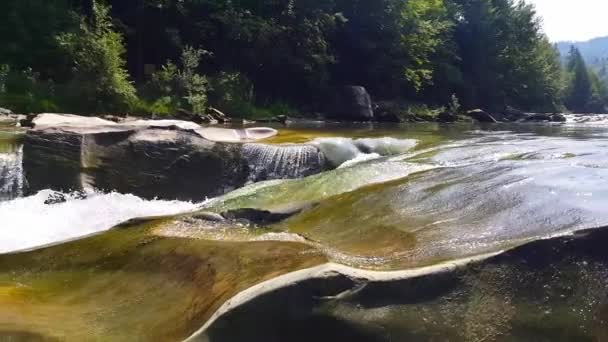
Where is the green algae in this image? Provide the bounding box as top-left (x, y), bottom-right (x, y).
top-left (0, 219), bottom-right (327, 341)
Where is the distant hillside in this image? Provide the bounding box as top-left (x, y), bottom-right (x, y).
top-left (557, 36), bottom-right (608, 67)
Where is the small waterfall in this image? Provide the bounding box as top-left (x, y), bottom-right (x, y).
top-left (311, 137), bottom-right (418, 167)
top-left (242, 144), bottom-right (327, 182)
top-left (0, 145), bottom-right (24, 201)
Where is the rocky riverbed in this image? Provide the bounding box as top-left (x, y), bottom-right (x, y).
top-left (2, 113), bottom-right (608, 341)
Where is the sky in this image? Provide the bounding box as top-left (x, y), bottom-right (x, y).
top-left (525, 0), bottom-right (608, 42)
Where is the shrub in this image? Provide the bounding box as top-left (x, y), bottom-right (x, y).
top-left (56, 1), bottom-right (137, 113)
top-left (143, 46), bottom-right (209, 115)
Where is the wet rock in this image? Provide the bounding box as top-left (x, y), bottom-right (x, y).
top-left (19, 114), bottom-right (37, 128)
top-left (524, 113), bottom-right (553, 122)
top-left (43, 191), bottom-right (67, 205)
top-left (551, 113), bottom-right (567, 122)
top-left (325, 86), bottom-right (374, 121)
top-left (466, 109), bottom-right (498, 123)
top-left (22, 114), bottom-right (320, 201)
top-left (373, 102), bottom-right (403, 123)
top-left (501, 106), bottom-right (528, 121)
top-left (221, 205), bottom-right (309, 225)
top-left (197, 226), bottom-right (608, 342)
top-left (437, 111), bottom-right (458, 123)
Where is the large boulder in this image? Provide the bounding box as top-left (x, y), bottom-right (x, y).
top-left (325, 86), bottom-right (374, 121)
top-left (24, 126), bottom-right (248, 201)
top-left (22, 114), bottom-right (327, 201)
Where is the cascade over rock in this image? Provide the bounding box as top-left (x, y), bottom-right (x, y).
top-left (0, 146), bottom-right (23, 201)
top-left (22, 114), bottom-right (329, 200)
top-left (242, 143), bottom-right (327, 182)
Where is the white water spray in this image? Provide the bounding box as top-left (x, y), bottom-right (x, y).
top-left (0, 146), bottom-right (24, 201)
top-left (0, 190), bottom-right (200, 254)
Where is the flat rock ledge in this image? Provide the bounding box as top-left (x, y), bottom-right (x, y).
top-left (23, 114), bottom-right (327, 201)
top-left (189, 226), bottom-right (608, 342)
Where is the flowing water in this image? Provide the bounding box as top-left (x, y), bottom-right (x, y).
top-left (4, 117), bottom-right (608, 340)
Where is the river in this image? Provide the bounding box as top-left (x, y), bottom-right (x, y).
top-left (2, 118), bottom-right (608, 341)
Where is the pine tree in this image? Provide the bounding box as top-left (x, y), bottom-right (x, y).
top-left (565, 46), bottom-right (594, 112)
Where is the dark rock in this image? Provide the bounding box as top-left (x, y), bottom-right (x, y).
top-left (276, 115), bottom-right (288, 124)
top-left (373, 102), bottom-right (403, 123)
top-left (44, 192), bottom-right (67, 205)
top-left (551, 113), bottom-right (567, 122)
top-left (198, 226), bottom-right (608, 342)
top-left (325, 86), bottom-right (374, 121)
top-left (221, 207), bottom-right (303, 225)
top-left (102, 115), bottom-right (124, 123)
top-left (437, 111), bottom-right (458, 123)
top-left (22, 114), bottom-right (325, 201)
top-left (501, 106), bottom-right (528, 121)
top-left (466, 109), bottom-right (498, 123)
top-left (524, 113), bottom-right (553, 122)
top-left (19, 114), bottom-right (37, 128)
top-left (23, 126), bottom-right (249, 201)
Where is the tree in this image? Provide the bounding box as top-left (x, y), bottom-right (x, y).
top-left (565, 46), bottom-right (594, 112)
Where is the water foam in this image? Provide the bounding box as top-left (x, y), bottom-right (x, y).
top-left (0, 146), bottom-right (24, 201)
top-left (0, 190), bottom-right (200, 254)
top-left (311, 137), bottom-right (417, 167)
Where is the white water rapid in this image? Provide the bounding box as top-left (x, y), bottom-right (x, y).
top-left (0, 190), bottom-right (200, 254)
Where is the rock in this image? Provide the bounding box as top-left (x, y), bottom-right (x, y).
top-left (501, 106), bottom-right (528, 121)
top-left (221, 203), bottom-right (314, 225)
top-left (102, 115), bottom-right (124, 123)
top-left (24, 126), bottom-right (249, 201)
top-left (21, 114), bottom-right (320, 201)
top-left (276, 115), bottom-right (288, 124)
top-left (373, 102), bottom-right (403, 123)
top-left (524, 113), bottom-right (553, 122)
top-left (551, 113), bottom-right (567, 122)
top-left (196, 226), bottom-right (608, 342)
top-left (466, 109), bottom-right (498, 123)
top-left (208, 107), bottom-right (228, 123)
top-left (19, 114), bottom-right (38, 128)
top-left (32, 113), bottom-right (118, 128)
top-left (325, 86), bottom-right (374, 121)
top-left (43, 191), bottom-right (67, 205)
top-left (0, 107), bottom-right (12, 115)
top-left (221, 208), bottom-right (293, 225)
top-left (437, 111), bottom-right (458, 123)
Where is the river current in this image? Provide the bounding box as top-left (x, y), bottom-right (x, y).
top-left (3, 118), bottom-right (608, 256)
top-left (3, 117), bottom-right (608, 341)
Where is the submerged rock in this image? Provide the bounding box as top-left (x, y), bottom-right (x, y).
top-left (195, 227), bottom-right (608, 342)
top-left (0, 219), bottom-right (327, 341)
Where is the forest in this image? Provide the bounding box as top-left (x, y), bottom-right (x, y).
top-left (0, 0), bottom-right (606, 118)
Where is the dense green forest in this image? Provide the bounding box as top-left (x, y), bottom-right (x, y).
top-left (0, 0), bottom-right (607, 117)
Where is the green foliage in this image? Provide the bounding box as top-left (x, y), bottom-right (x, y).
top-left (0, 64), bottom-right (9, 94)
top-left (2, 0), bottom-right (606, 115)
top-left (563, 46), bottom-right (608, 113)
top-left (56, 1), bottom-right (137, 113)
top-left (448, 94), bottom-right (462, 114)
top-left (0, 67), bottom-right (59, 113)
top-left (143, 46), bottom-right (208, 114)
